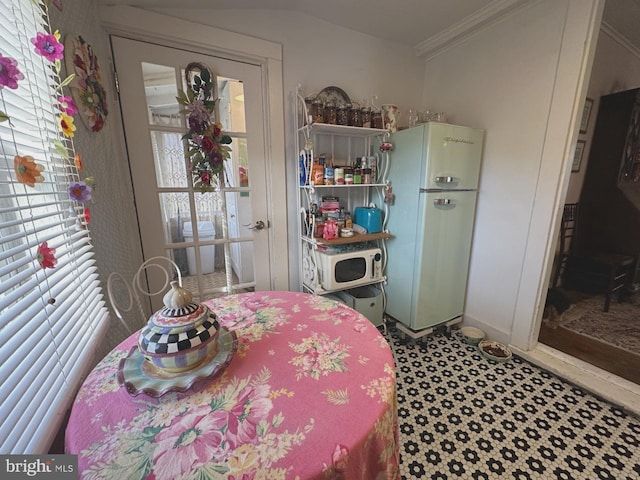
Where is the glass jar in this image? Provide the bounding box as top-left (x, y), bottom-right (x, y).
top-left (371, 109), bottom-right (383, 129)
top-left (336, 104), bottom-right (349, 125)
top-left (313, 220), bottom-right (324, 238)
top-left (324, 101), bottom-right (337, 124)
top-left (303, 96), bottom-right (315, 124)
top-left (362, 106), bottom-right (372, 128)
top-left (362, 168), bottom-right (372, 184)
top-left (344, 167), bottom-right (354, 185)
top-left (353, 168), bottom-right (362, 184)
top-left (349, 105), bottom-right (363, 127)
top-left (311, 99), bottom-right (324, 123)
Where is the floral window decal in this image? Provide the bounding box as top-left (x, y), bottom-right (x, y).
top-left (31, 30), bottom-right (64, 63)
top-left (14, 155), bottom-right (45, 187)
top-left (64, 34), bottom-right (108, 132)
top-left (68, 180), bottom-right (92, 203)
top-left (37, 242), bottom-right (57, 269)
top-left (0, 53), bottom-right (25, 122)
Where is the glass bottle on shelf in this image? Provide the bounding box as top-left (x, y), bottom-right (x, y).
top-left (345, 211), bottom-right (353, 229)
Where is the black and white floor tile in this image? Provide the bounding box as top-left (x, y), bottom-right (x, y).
top-left (384, 323), bottom-right (640, 480)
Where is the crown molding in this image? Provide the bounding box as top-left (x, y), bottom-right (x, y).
top-left (600, 20), bottom-right (640, 60)
top-left (414, 0), bottom-right (533, 60)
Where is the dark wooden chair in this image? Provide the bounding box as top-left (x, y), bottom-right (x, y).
top-left (559, 203), bottom-right (636, 311)
top-left (553, 203), bottom-right (578, 287)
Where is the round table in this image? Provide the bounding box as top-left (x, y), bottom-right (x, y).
top-left (65, 291), bottom-right (399, 479)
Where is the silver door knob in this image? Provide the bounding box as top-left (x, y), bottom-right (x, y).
top-left (248, 220), bottom-right (266, 230)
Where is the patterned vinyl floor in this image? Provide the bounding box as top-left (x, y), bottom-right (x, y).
top-left (383, 322), bottom-right (640, 480)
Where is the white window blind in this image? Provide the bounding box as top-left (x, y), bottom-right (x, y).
top-left (0, 0), bottom-right (109, 453)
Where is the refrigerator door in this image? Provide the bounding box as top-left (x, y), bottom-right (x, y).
top-left (423, 123), bottom-right (484, 191)
top-left (384, 126), bottom-right (425, 324)
top-left (385, 123), bottom-right (483, 330)
top-left (410, 190), bottom-right (478, 330)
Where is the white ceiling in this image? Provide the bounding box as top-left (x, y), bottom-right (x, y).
top-left (99, 0), bottom-right (640, 51)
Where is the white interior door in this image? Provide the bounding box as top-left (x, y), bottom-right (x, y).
top-left (111, 36), bottom-right (271, 310)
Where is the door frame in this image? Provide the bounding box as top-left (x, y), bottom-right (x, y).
top-left (100, 5), bottom-right (289, 291)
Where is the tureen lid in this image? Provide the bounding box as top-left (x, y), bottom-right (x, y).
top-left (148, 281), bottom-right (213, 333)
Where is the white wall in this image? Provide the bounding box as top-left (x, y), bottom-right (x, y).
top-left (152, 8), bottom-right (426, 288)
top-left (565, 29), bottom-right (640, 203)
top-left (419, 0), bottom-right (601, 347)
top-left (50, 0), bottom-right (144, 356)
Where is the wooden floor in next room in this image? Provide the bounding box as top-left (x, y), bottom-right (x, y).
top-left (538, 289), bottom-right (640, 385)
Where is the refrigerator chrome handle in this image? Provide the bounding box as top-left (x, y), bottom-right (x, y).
top-left (433, 198), bottom-right (453, 206)
top-left (435, 176), bottom-right (456, 184)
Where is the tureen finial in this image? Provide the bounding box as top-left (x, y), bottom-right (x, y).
top-left (162, 281), bottom-right (193, 309)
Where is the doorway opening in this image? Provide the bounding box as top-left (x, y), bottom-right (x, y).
top-left (540, 88), bottom-right (640, 385)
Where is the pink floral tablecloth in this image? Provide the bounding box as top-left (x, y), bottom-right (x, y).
top-left (66, 291), bottom-right (399, 479)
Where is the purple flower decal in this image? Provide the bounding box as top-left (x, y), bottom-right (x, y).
top-left (187, 99), bottom-right (210, 124)
top-left (0, 54), bottom-right (25, 90)
top-left (188, 116), bottom-right (205, 134)
top-left (31, 30), bottom-right (64, 62)
top-left (207, 150), bottom-right (223, 167)
top-left (68, 181), bottom-right (92, 203)
top-left (58, 96), bottom-right (78, 115)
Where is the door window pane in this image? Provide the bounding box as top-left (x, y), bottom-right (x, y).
top-left (184, 244), bottom-right (217, 277)
top-left (217, 77), bottom-right (245, 133)
top-left (158, 192), bottom-right (190, 245)
top-left (167, 247), bottom-right (189, 278)
top-left (222, 137), bottom-right (249, 189)
top-left (150, 131), bottom-right (187, 187)
top-left (142, 63), bottom-right (181, 127)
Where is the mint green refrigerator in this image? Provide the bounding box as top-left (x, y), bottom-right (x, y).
top-left (385, 122), bottom-right (484, 331)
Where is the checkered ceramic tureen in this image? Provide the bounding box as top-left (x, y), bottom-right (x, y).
top-left (138, 281), bottom-right (219, 372)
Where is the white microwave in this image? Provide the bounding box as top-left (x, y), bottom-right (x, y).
top-left (315, 248), bottom-right (383, 291)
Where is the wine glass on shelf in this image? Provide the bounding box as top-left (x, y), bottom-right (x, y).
top-left (408, 108), bottom-right (418, 128)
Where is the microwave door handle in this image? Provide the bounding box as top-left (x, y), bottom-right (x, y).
top-left (372, 252), bottom-right (380, 279)
top-left (372, 253), bottom-right (379, 279)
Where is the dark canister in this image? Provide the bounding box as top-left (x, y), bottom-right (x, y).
top-left (324, 101), bottom-right (337, 124)
top-left (349, 105), bottom-right (363, 127)
top-left (337, 104), bottom-right (349, 125)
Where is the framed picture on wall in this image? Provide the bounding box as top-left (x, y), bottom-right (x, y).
top-left (573, 140), bottom-right (586, 172)
top-left (580, 97), bottom-right (593, 134)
